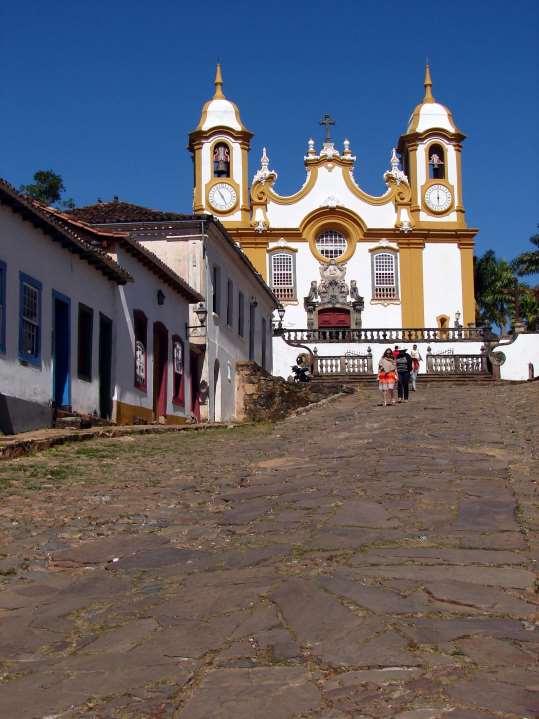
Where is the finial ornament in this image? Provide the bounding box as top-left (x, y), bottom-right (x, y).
top-left (252, 146), bottom-right (278, 185)
top-left (384, 148), bottom-right (408, 186)
top-left (214, 63), bottom-right (225, 99)
top-left (307, 138), bottom-right (316, 156)
top-left (423, 62), bottom-right (435, 103)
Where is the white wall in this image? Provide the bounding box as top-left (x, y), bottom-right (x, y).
top-left (266, 163), bottom-right (397, 229)
top-left (422, 243), bottom-right (463, 327)
top-left (139, 226), bottom-right (275, 422)
top-left (493, 334), bottom-right (539, 381)
top-left (0, 204), bottom-right (117, 416)
top-left (269, 240), bottom-right (402, 332)
top-left (110, 247), bottom-right (191, 419)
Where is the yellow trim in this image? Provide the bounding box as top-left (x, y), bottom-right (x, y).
top-left (240, 240), bottom-right (269, 280)
top-left (113, 401), bottom-right (189, 426)
top-left (399, 245), bottom-right (425, 326)
top-left (342, 167), bottom-right (395, 205)
top-left (268, 245), bottom-right (298, 253)
top-left (420, 178), bottom-right (456, 217)
top-left (459, 242), bottom-right (475, 326)
top-left (209, 137), bottom-right (234, 182)
top-left (261, 167), bottom-right (318, 205)
top-left (300, 207), bottom-right (365, 264)
top-left (424, 140), bottom-right (447, 182)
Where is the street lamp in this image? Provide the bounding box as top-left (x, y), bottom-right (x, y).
top-left (186, 302), bottom-right (208, 338)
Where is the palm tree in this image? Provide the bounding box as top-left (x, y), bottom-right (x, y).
top-left (511, 227), bottom-right (539, 276)
top-left (474, 250), bottom-right (515, 334)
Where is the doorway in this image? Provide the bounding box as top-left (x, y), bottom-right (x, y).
top-left (98, 313), bottom-right (113, 419)
top-left (318, 308), bottom-right (351, 328)
top-left (52, 291), bottom-right (71, 409)
top-left (190, 349), bottom-right (203, 422)
top-left (213, 358), bottom-right (221, 422)
top-left (153, 322), bottom-right (168, 420)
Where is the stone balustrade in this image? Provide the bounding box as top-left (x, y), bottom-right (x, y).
top-left (277, 326), bottom-right (490, 345)
top-left (314, 354), bottom-right (373, 376)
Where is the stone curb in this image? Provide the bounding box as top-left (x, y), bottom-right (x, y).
top-left (0, 422), bottom-right (238, 461)
top-left (287, 390), bottom-right (349, 419)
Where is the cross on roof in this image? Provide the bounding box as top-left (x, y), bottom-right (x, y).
top-left (319, 113), bottom-right (335, 143)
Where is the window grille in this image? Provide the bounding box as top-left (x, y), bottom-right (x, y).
top-left (316, 230), bottom-right (347, 260)
top-left (20, 281), bottom-right (40, 359)
top-left (270, 252), bottom-right (296, 301)
top-left (133, 310), bottom-right (147, 390)
top-left (372, 252), bottom-right (398, 300)
top-left (0, 261), bottom-right (5, 353)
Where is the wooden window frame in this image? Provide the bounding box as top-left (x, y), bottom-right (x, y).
top-left (0, 260), bottom-right (6, 354)
top-left (238, 290), bottom-right (245, 337)
top-left (226, 278), bottom-right (233, 327)
top-left (371, 251), bottom-right (399, 301)
top-left (133, 309), bottom-right (148, 392)
top-left (269, 251), bottom-right (296, 302)
top-left (18, 272), bottom-right (42, 367)
top-left (77, 303), bottom-right (94, 382)
top-left (171, 334), bottom-right (185, 406)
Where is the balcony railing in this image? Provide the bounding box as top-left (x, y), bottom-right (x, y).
top-left (277, 327), bottom-right (490, 344)
top-left (427, 354), bottom-right (488, 374)
top-left (314, 354), bottom-right (373, 376)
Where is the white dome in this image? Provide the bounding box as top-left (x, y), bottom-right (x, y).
top-left (407, 101), bottom-right (458, 134)
top-left (200, 97), bottom-right (243, 132)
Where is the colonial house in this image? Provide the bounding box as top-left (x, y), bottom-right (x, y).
top-left (68, 202), bottom-right (279, 422)
top-left (0, 181), bottom-right (202, 433)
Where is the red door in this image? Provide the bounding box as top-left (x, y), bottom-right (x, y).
top-left (318, 308), bottom-right (351, 328)
top-left (153, 322), bottom-right (168, 420)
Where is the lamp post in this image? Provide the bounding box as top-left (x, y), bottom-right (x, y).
top-left (274, 304), bottom-right (285, 335)
top-left (187, 302), bottom-right (208, 338)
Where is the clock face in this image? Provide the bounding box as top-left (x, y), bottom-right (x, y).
top-left (208, 183), bottom-right (237, 212)
top-left (424, 184), bottom-right (452, 213)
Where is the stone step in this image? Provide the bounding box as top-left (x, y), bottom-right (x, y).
top-left (311, 374), bottom-right (495, 385)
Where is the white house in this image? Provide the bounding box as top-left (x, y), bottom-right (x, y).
top-left (68, 203), bottom-right (279, 422)
top-left (0, 181), bottom-right (203, 433)
top-left (0, 180), bottom-right (128, 432)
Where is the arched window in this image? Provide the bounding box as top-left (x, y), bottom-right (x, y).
top-left (172, 335), bottom-right (185, 405)
top-left (270, 251), bottom-right (296, 301)
top-left (372, 252), bottom-right (399, 300)
top-left (133, 310), bottom-right (147, 390)
top-left (316, 230), bottom-right (347, 260)
top-left (428, 144), bottom-right (445, 179)
top-left (213, 142), bottom-right (230, 178)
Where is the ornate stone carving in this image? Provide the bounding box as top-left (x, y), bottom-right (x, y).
top-left (319, 141), bottom-right (340, 160)
top-left (304, 261), bottom-right (364, 330)
top-left (384, 147), bottom-right (408, 186)
top-left (252, 147), bottom-right (278, 185)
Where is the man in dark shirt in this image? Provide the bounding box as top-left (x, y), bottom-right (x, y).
top-left (396, 349), bottom-right (413, 402)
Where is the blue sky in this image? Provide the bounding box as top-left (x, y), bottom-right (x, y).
top-left (2, 0), bottom-right (538, 264)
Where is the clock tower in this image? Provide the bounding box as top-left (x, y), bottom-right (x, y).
top-left (188, 64), bottom-right (252, 226)
top-left (397, 64), bottom-right (466, 229)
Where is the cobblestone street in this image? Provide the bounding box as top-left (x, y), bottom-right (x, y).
top-left (0, 382), bottom-right (538, 719)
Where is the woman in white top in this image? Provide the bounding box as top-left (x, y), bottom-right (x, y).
top-left (409, 344), bottom-right (422, 391)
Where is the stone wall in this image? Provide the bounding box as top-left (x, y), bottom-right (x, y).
top-left (235, 361), bottom-right (348, 422)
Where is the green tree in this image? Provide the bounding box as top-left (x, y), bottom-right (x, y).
top-left (511, 226), bottom-right (539, 276)
top-left (20, 170), bottom-right (75, 209)
top-left (474, 250), bottom-right (515, 334)
top-left (518, 283), bottom-right (538, 331)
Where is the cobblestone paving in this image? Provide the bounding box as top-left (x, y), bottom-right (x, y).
top-left (0, 382), bottom-right (537, 719)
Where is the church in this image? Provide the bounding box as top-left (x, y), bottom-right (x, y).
top-left (189, 64), bottom-right (480, 377)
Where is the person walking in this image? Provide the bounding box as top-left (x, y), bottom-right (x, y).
top-left (409, 344), bottom-right (423, 391)
top-left (378, 348), bottom-right (397, 406)
top-left (396, 348), bottom-right (413, 402)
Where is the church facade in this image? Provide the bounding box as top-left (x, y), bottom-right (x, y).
top-left (189, 65), bottom-right (478, 376)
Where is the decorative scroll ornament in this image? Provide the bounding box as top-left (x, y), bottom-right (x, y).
top-left (254, 219), bottom-right (267, 233)
top-left (319, 141), bottom-right (340, 160)
top-left (252, 147), bottom-right (278, 185)
top-left (399, 219), bottom-right (413, 233)
top-left (384, 147), bottom-right (408, 186)
top-left (321, 195), bottom-right (340, 208)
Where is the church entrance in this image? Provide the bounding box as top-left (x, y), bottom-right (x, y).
top-left (317, 307), bottom-right (351, 328)
top-left (153, 322), bottom-right (168, 420)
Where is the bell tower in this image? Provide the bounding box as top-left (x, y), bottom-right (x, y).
top-left (188, 64), bottom-right (252, 226)
top-left (398, 64), bottom-right (466, 228)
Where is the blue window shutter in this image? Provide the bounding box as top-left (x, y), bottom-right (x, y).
top-left (0, 260), bottom-right (6, 353)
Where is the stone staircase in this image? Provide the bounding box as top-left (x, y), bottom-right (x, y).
top-left (53, 409), bottom-right (113, 430)
top-left (311, 373), bottom-right (495, 388)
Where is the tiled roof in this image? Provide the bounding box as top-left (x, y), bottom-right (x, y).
top-left (0, 180), bottom-right (132, 284)
top-left (68, 201), bottom-right (194, 224)
top-left (45, 207), bottom-right (203, 303)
